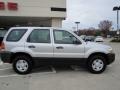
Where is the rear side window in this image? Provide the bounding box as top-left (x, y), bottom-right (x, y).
top-left (6, 29), bottom-right (27, 42)
top-left (27, 29), bottom-right (50, 43)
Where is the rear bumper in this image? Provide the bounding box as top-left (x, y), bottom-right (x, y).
top-left (107, 53), bottom-right (115, 65)
top-left (0, 51), bottom-right (13, 63)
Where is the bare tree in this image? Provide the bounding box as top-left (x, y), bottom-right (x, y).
top-left (88, 27), bottom-right (95, 31)
top-left (78, 27), bottom-right (99, 36)
top-left (98, 20), bottom-right (112, 37)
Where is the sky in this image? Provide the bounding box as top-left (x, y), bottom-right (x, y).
top-left (62, 0), bottom-right (119, 30)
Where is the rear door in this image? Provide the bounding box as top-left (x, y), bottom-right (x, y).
top-left (25, 28), bottom-right (53, 58)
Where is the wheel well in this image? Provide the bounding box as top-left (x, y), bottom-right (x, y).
top-left (87, 52), bottom-right (108, 64)
top-left (10, 52), bottom-right (34, 64)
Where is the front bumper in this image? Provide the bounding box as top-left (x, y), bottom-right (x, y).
top-left (107, 53), bottom-right (115, 65)
top-left (0, 51), bottom-right (13, 63)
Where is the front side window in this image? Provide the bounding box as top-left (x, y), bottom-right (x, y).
top-left (6, 29), bottom-right (27, 42)
top-left (54, 30), bottom-right (80, 44)
top-left (27, 29), bottom-right (50, 43)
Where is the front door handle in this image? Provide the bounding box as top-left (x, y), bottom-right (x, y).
top-left (56, 46), bottom-right (64, 49)
top-left (28, 45), bottom-right (36, 48)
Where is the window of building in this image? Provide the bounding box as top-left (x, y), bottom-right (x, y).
top-left (51, 7), bottom-right (66, 12)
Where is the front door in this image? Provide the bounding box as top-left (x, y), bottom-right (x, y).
top-left (53, 30), bottom-right (85, 58)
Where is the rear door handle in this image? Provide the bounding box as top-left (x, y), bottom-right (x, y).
top-left (56, 46), bottom-right (64, 49)
top-left (28, 45), bottom-right (36, 48)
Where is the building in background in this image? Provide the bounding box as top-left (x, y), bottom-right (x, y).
top-left (0, 0), bottom-right (66, 30)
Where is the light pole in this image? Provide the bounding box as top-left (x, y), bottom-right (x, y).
top-left (75, 22), bottom-right (80, 35)
top-left (113, 6), bottom-right (120, 38)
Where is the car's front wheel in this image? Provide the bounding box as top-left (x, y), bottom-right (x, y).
top-left (13, 55), bottom-right (33, 74)
top-left (87, 55), bottom-right (107, 74)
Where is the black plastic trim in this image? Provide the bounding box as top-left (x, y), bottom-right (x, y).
top-left (0, 51), bottom-right (13, 63)
top-left (33, 57), bottom-right (87, 66)
top-left (107, 53), bottom-right (115, 65)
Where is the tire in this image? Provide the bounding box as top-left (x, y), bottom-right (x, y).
top-left (13, 55), bottom-right (33, 74)
top-left (87, 55), bottom-right (107, 74)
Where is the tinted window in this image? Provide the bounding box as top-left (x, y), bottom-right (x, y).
top-left (0, 30), bottom-right (7, 37)
top-left (27, 29), bottom-right (50, 43)
top-left (6, 29), bottom-right (27, 42)
top-left (54, 30), bottom-right (80, 44)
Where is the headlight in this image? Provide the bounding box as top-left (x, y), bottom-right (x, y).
top-left (108, 48), bottom-right (113, 53)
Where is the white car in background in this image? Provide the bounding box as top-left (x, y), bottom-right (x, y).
top-left (95, 36), bottom-right (104, 42)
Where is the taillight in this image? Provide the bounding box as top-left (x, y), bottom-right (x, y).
top-left (0, 42), bottom-right (5, 50)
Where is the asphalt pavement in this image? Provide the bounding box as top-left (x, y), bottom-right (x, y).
top-left (0, 39), bottom-right (120, 90)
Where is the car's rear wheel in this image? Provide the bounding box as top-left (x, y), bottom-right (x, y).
top-left (87, 55), bottom-right (107, 74)
top-left (13, 55), bottom-right (33, 74)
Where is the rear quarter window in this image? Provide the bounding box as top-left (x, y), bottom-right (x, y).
top-left (6, 29), bottom-right (27, 42)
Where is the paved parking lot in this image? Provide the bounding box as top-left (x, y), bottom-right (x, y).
top-left (0, 39), bottom-right (120, 90)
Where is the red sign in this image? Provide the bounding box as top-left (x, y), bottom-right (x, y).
top-left (0, 2), bottom-right (5, 10)
top-left (8, 2), bottom-right (18, 10)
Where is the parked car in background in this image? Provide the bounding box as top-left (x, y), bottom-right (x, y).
top-left (85, 36), bottom-right (95, 42)
top-left (0, 27), bottom-right (115, 74)
top-left (95, 36), bottom-right (104, 42)
top-left (0, 37), bottom-right (3, 44)
top-left (80, 35), bottom-right (86, 40)
top-left (0, 30), bottom-right (7, 44)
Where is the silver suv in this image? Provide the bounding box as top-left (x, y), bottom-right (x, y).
top-left (0, 27), bottom-right (115, 74)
